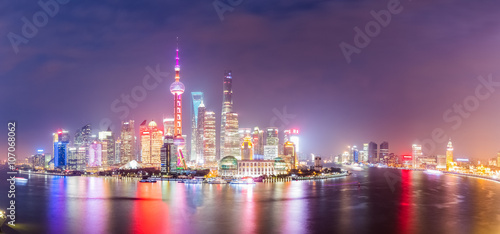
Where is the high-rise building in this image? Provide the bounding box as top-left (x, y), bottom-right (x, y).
top-left (203, 111), bottom-right (217, 164)
top-left (219, 70), bottom-right (233, 159)
top-left (161, 134), bottom-right (177, 174)
top-left (196, 102), bottom-right (206, 165)
top-left (190, 92), bottom-right (204, 162)
top-left (74, 124), bottom-right (92, 165)
top-left (266, 127), bottom-right (279, 146)
top-left (140, 120), bottom-right (163, 168)
top-left (114, 138), bottom-right (121, 164)
top-left (53, 130), bottom-right (70, 170)
top-left (446, 139), bottom-right (453, 171)
top-left (351, 145), bottom-right (359, 163)
top-left (163, 118), bottom-right (175, 136)
top-left (223, 112), bottom-right (240, 158)
top-left (31, 149), bottom-right (46, 170)
top-left (264, 145), bottom-right (279, 160)
top-left (98, 128), bottom-right (115, 166)
top-left (239, 128), bottom-right (252, 144)
top-left (284, 129), bottom-right (300, 158)
top-left (284, 141), bottom-right (297, 169)
top-left (170, 42), bottom-right (187, 169)
top-left (241, 136), bottom-right (254, 160)
top-left (88, 141), bottom-right (102, 167)
top-left (360, 143), bottom-right (369, 162)
top-left (68, 147), bottom-right (85, 171)
top-left (368, 142), bottom-right (378, 163)
top-left (412, 144), bottom-right (423, 168)
top-left (120, 120), bottom-right (135, 164)
top-left (379, 141), bottom-right (389, 163)
top-left (252, 127), bottom-right (264, 156)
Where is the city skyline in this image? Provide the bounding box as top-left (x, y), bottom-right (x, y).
top-left (2, 1), bottom-right (500, 161)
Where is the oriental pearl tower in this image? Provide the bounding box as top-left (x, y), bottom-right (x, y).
top-left (170, 39), bottom-right (187, 169)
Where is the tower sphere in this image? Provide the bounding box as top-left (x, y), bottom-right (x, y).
top-left (170, 81), bottom-right (185, 95)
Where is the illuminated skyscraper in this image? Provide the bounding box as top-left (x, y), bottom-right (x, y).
top-left (196, 102), bottom-right (206, 164)
top-left (120, 120), bottom-right (135, 164)
top-left (379, 141), bottom-right (389, 163)
top-left (203, 111), bottom-right (217, 164)
top-left (266, 127), bottom-right (279, 146)
top-left (161, 134), bottom-right (176, 174)
top-left (163, 118), bottom-right (175, 136)
top-left (284, 141), bottom-right (297, 169)
top-left (239, 128), bottom-right (252, 143)
top-left (412, 144), bottom-right (423, 168)
top-left (252, 127), bottom-right (264, 156)
top-left (219, 70), bottom-right (233, 159)
top-left (224, 112), bottom-right (240, 158)
top-left (360, 143), bottom-right (369, 162)
top-left (140, 120), bottom-right (163, 168)
top-left (98, 128), bottom-right (114, 166)
top-left (88, 141), bottom-right (102, 167)
top-left (284, 129), bottom-right (300, 160)
top-left (352, 145), bottom-right (359, 163)
top-left (191, 92), bottom-right (204, 162)
top-left (368, 142), bottom-right (377, 163)
top-left (170, 41), bottom-right (187, 169)
top-left (114, 138), bottom-right (121, 164)
top-left (446, 139), bottom-right (453, 171)
top-left (264, 127), bottom-right (279, 160)
top-left (241, 136), bottom-right (254, 160)
top-left (53, 130), bottom-right (69, 170)
top-left (74, 124), bottom-right (92, 164)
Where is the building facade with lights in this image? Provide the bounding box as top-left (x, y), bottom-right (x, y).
top-left (224, 112), bottom-right (240, 158)
top-left (140, 120), bottom-right (163, 168)
top-left (218, 156), bottom-right (288, 177)
top-left (446, 139), bottom-right (454, 171)
top-left (53, 130), bottom-right (70, 170)
top-left (241, 136), bottom-right (254, 160)
top-left (120, 120), bottom-right (135, 164)
top-left (203, 111), bottom-right (217, 165)
top-left (219, 70), bottom-right (234, 160)
top-left (190, 92), bottom-right (204, 162)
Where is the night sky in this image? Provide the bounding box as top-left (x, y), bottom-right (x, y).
top-left (2, 0), bottom-right (500, 161)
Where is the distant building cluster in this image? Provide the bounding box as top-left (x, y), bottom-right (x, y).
top-left (29, 43), bottom-right (302, 178)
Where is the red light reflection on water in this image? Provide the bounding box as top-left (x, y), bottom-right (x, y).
top-left (131, 182), bottom-right (170, 234)
top-left (398, 170), bottom-right (413, 234)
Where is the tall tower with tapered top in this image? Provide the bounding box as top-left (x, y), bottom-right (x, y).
top-left (169, 39), bottom-right (187, 169)
top-left (219, 70), bottom-right (233, 159)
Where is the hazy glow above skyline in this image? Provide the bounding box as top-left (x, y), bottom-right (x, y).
top-left (1, 0), bottom-right (500, 161)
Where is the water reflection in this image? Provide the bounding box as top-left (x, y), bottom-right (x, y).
top-left (5, 168), bottom-right (500, 234)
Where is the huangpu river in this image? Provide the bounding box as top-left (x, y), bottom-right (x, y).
top-left (1, 168), bottom-right (500, 234)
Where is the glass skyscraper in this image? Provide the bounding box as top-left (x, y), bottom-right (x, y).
top-left (53, 130), bottom-right (70, 170)
top-left (219, 70), bottom-right (233, 160)
top-left (190, 92), bottom-right (204, 162)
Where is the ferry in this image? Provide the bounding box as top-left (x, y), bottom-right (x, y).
top-left (139, 178), bottom-right (157, 183)
top-left (207, 178), bottom-right (227, 184)
top-left (184, 178), bottom-right (203, 184)
top-left (230, 178), bottom-right (255, 184)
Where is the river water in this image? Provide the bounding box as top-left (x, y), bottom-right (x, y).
top-left (1, 168), bottom-right (499, 234)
